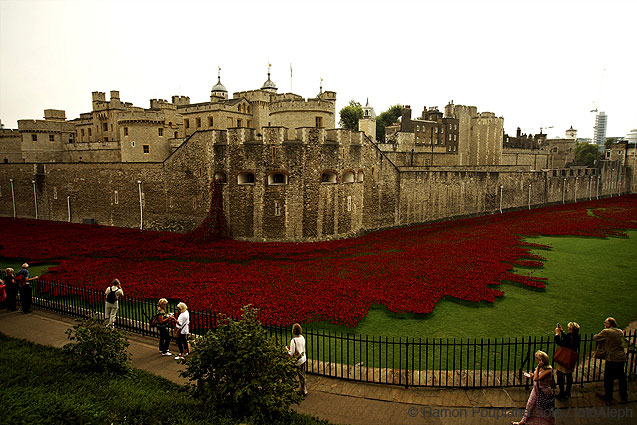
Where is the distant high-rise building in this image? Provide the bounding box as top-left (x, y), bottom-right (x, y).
top-left (593, 112), bottom-right (607, 146)
top-left (626, 129), bottom-right (637, 145)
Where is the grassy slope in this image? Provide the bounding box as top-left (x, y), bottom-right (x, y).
top-left (0, 334), bottom-right (329, 425)
top-left (305, 231), bottom-right (637, 339)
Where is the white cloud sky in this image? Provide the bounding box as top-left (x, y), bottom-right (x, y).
top-left (1, 0), bottom-right (635, 139)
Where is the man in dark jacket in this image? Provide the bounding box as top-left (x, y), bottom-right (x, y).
top-left (16, 263), bottom-right (38, 314)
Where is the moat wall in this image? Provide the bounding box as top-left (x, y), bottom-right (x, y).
top-left (0, 131), bottom-right (631, 242)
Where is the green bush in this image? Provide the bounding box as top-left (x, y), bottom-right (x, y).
top-left (64, 315), bottom-right (131, 374)
top-left (181, 306), bottom-right (302, 421)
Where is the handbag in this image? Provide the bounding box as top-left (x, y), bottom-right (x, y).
top-left (554, 346), bottom-right (578, 369)
top-left (535, 380), bottom-right (555, 412)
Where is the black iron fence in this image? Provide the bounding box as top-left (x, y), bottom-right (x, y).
top-left (3, 274), bottom-right (635, 389)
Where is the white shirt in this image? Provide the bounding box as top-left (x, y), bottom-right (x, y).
top-left (176, 310), bottom-right (190, 334)
top-left (288, 335), bottom-right (307, 365)
top-left (105, 286), bottom-right (123, 305)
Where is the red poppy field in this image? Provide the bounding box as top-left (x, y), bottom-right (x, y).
top-left (1, 195), bottom-right (636, 327)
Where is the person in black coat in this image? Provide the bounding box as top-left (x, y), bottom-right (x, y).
top-left (554, 321), bottom-right (581, 400)
top-left (4, 268), bottom-right (18, 311)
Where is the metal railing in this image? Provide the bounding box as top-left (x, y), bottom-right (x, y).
top-left (3, 273), bottom-right (635, 389)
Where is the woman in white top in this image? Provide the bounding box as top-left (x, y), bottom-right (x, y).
top-left (174, 302), bottom-right (190, 360)
top-left (287, 323), bottom-right (307, 396)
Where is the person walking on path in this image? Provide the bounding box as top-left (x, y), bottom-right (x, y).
top-left (512, 350), bottom-right (555, 425)
top-left (156, 298), bottom-right (175, 356)
top-left (287, 323), bottom-right (308, 396)
top-left (16, 263), bottom-right (38, 313)
top-left (594, 317), bottom-right (628, 403)
top-left (104, 279), bottom-right (123, 328)
top-left (174, 302), bottom-right (190, 360)
top-left (4, 268), bottom-right (18, 311)
top-left (554, 321), bottom-right (581, 401)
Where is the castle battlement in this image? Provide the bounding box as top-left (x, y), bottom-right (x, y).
top-left (269, 98), bottom-right (334, 114)
top-left (326, 128), bottom-right (364, 145)
top-left (262, 126), bottom-right (289, 144)
top-left (217, 126), bottom-right (364, 146)
top-left (44, 109), bottom-right (66, 121)
top-left (149, 99), bottom-right (177, 111)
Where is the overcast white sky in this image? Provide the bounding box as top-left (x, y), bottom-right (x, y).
top-left (1, 0), bottom-right (635, 139)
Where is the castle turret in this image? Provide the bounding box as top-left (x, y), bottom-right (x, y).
top-left (211, 67), bottom-right (228, 101)
top-left (566, 125), bottom-right (577, 140)
top-left (359, 98), bottom-right (376, 140)
top-left (261, 64), bottom-right (277, 93)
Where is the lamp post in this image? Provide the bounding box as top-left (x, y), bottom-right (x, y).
top-left (574, 177), bottom-right (578, 203)
top-left (10, 178), bottom-right (16, 218)
top-left (589, 176), bottom-right (592, 200)
top-left (528, 183), bottom-right (531, 210)
top-left (597, 175), bottom-right (601, 199)
top-left (67, 195), bottom-right (71, 222)
top-left (562, 178), bottom-right (566, 204)
top-left (499, 185), bottom-right (503, 214)
top-left (137, 180), bottom-right (143, 230)
top-left (32, 179), bottom-right (38, 219)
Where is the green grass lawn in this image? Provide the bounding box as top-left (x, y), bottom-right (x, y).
top-left (0, 333), bottom-right (329, 425)
top-left (305, 230), bottom-right (637, 340)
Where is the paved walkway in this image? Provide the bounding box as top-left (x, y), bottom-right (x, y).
top-left (1, 309), bottom-right (635, 425)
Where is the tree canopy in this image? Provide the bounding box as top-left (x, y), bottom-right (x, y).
top-left (574, 142), bottom-right (603, 167)
top-left (338, 100), bottom-right (363, 131)
top-left (375, 104), bottom-right (403, 141)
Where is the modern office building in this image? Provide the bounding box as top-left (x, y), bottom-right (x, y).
top-left (593, 111), bottom-right (607, 146)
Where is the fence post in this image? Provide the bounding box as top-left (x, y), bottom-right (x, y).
top-left (405, 338), bottom-right (409, 389)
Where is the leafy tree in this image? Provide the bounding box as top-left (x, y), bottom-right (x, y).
top-left (605, 137), bottom-right (620, 150)
top-left (338, 100), bottom-right (363, 131)
top-left (375, 104), bottom-right (403, 141)
top-left (64, 315), bottom-right (130, 374)
top-left (181, 306), bottom-right (302, 421)
top-left (574, 142), bottom-right (603, 167)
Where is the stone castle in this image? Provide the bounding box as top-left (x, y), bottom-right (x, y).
top-left (0, 69), bottom-right (632, 241)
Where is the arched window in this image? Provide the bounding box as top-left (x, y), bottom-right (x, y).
top-left (268, 173), bottom-right (288, 185)
top-left (214, 172), bottom-right (227, 183)
top-left (343, 171), bottom-right (355, 183)
top-left (321, 171), bottom-right (337, 184)
top-left (237, 172), bottom-right (255, 185)
top-left (238, 105), bottom-right (242, 112)
top-left (357, 171), bottom-right (364, 182)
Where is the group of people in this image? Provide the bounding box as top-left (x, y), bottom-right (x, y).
top-left (104, 281), bottom-right (191, 360)
top-left (11, 269), bottom-right (629, 406)
top-left (1, 264), bottom-right (39, 313)
top-left (154, 298), bottom-right (190, 360)
top-left (512, 317), bottom-right (629, 425)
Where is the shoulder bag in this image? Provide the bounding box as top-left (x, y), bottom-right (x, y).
top-left (554, 346), bottom-right (578, 369)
